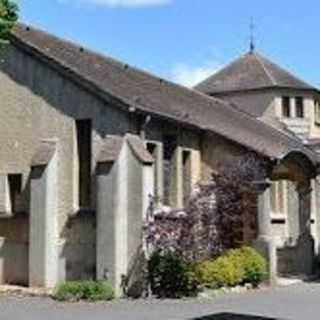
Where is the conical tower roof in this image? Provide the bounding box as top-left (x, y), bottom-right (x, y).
top-left (195, 51), bottom-right (316, 94)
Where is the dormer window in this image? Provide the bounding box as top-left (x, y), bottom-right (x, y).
top-left (295, 97), bottom-right (304, 118)
top-left (282, 96), bottom-right (291, 118)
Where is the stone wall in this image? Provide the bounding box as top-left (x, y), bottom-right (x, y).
top-left (0, 44), bottom-right (133, 283)
top-left (60, 213), bottom-right (96, 281)
top-left (201, 132), bottom-right (247, 182)
top-left (144, 120), bottom-right (201, 207)
top-left (214, 90), bottom-right (276, 118)
top-left (0, 44), bottom-right (132, 225)
top-left (0, 214), bottom-right (29, 285)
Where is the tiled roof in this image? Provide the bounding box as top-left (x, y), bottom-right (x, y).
top-left (98, 136), bottom-right (124, 163)
top-left (195, 51), bottom-right (316, 94)
top-left (11, 24), bottom-right (319, 164)
top-left (126, 134), bottom-right (154, 164)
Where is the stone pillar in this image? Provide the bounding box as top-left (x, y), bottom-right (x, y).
top-left (96, 146), bottom-right (128, 297)
top-left (29, 141), bottom-right (59, 288)
top-left (0, 175), bottom-right (10, 214)
top-left (314, 177), bottom-right (320, 255)
top-left (287, 181), bottom-right (300, 243)
top-left (96, 134), bottom-right (154, 297)
top-left (253, 180), bottom-right (277, 285)
top-left (297, 181), bottom-right (312, 237)
top-left (310, 180), bottom-right (318, 255)
top-left (295, 181), bottom-right (314, 275)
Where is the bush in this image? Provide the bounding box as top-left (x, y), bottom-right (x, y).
top-left (148, 251), bottom-right (199, 298)
top-left (53, 281), bottom-right (114, 302)
top-left (195, 247), bottom-right (267, 289)
top-left (195, 255), bottom-right (244, 289)
top-left (227, 247), bottom-right (268, 287)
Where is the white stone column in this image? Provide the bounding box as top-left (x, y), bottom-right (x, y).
top-left (253, 180), bottom-right (277, 285)
top-left (29, 142), bottom-right (59, 288)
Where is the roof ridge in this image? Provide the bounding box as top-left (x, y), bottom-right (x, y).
top-left (253, 53), bottom-right (277, 86)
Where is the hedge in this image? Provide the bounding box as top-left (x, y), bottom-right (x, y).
top-left (195, 247), bottom-right (267, 289)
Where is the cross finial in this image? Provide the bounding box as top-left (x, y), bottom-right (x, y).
top-left (249, 18), bottom-right (255, 53)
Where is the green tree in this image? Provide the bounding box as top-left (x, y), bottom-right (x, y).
top-left (0, 0), bottom-right (18, 44)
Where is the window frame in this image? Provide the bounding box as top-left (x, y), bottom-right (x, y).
top-left (295, 96), bottom-right (304, 118)
top-left (162, 134), bottom-right (178, 206)
top-left (146, 141), bottom-right (160, 202)
top-left (281, 96), bottom-right (291, 118)
top-left (182, 149), bottom-right (192, 207)
top-left (76, 119), bottom-right (92, 209)
top-left (8, 173), bottom-right (22, 213)
top-left (315, 100), bottom-right (320, 125)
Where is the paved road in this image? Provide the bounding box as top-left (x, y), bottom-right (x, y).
top-left (0, 282), bottom-right (319, 320)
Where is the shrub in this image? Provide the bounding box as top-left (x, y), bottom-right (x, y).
top-left (53, 281), bottom-right (114, 302)
top-left (227, 247), bottom-right (268, 287)
top-left (148, 251), bottom-right (199, 298)
top-left (195, 247), bottom-right (267, 289)
top-left (195, 255), bottom-right (244, 289)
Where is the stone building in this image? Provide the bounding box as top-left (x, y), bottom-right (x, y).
top-left (196, 50), bottom-right (320, 277)
top-left (0, 23), bottom-right (318, 295)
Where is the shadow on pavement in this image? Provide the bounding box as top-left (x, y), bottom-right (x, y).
top-left (191, 313), bottom-right (282, 320)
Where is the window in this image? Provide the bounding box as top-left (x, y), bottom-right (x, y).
top-left (270, 182), bottom-right (277, 214)
top-left (295, 97), bottom-right (304, 118)
top-left (270, 180), bottom-right (286, 215)
top-left (163, 135), bottom-right (177, 206)
top-left (146, 142), bottom-right (159, 200)
top-left (182, 150), bottom-right (192, 206)
top-left (282, 96), bottom-right (291, 117)
top-left (76, 119), bottom-right (92, 208)
top-left (315, 100), bottom-right (320, 124)
top-left (8, 174), bottom-right (22, 213)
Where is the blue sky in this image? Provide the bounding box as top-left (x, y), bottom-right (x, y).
top-left (19, 0), bottom-right (320, 87)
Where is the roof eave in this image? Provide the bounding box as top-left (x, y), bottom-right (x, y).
top-left (201, 86), bottom-right (319, 96)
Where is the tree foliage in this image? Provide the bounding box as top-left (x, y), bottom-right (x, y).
top-left (0, 0), bottom-right (18, 44)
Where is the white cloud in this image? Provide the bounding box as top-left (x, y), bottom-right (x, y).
top-left (59, 0), bottom-right (172, 8)
top-left (170, 62), bottom-right (221, 88)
